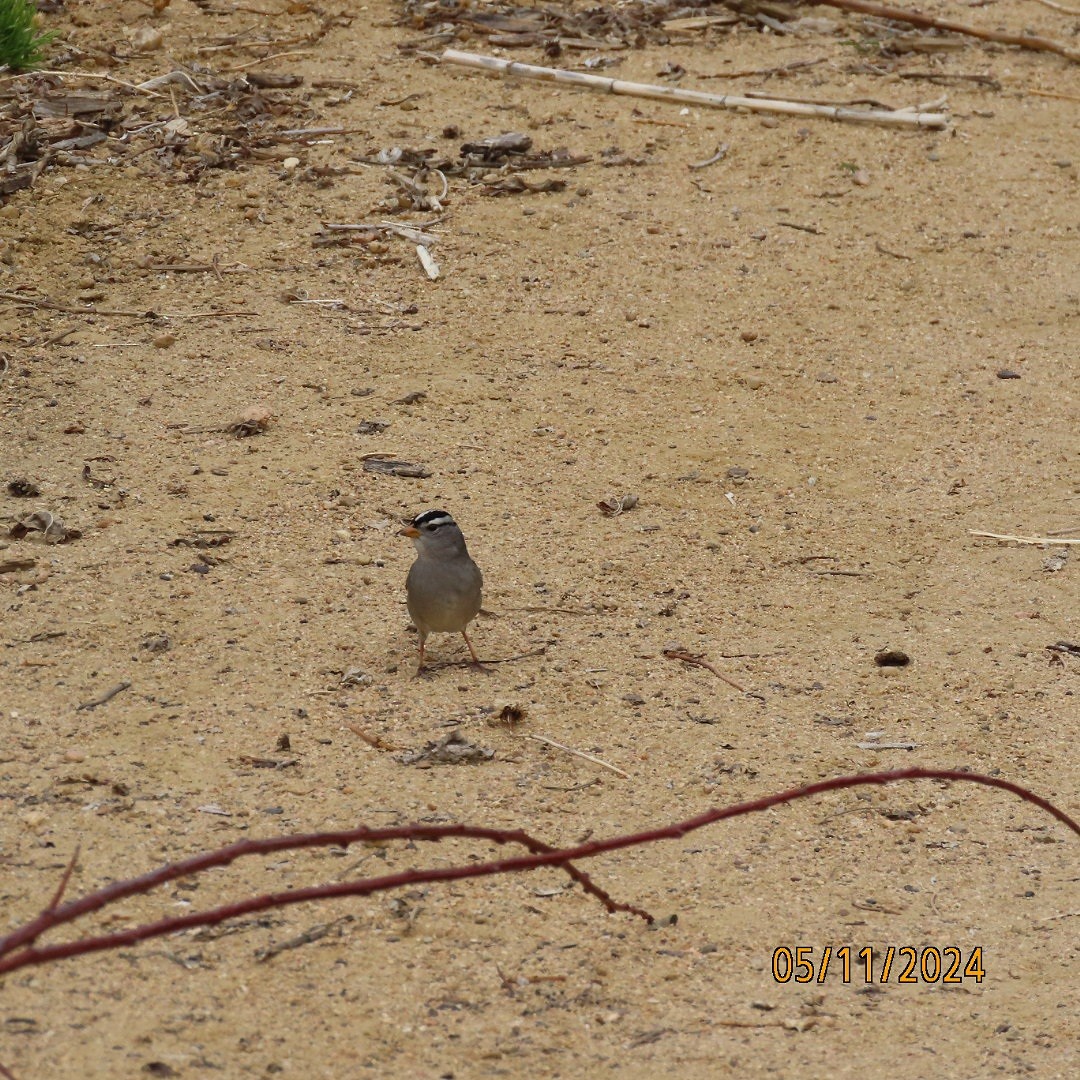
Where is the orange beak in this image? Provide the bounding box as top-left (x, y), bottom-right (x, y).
top-left (398, 525), bottom-right (420, 538)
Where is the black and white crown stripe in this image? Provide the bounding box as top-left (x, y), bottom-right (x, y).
top-left (411, 509), bottom-right (456, 531)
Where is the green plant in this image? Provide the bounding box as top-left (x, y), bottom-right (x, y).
top-left (0, 0), bottom-right (55, 72)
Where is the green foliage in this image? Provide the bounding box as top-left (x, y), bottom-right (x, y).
top-left (0, 0), bottom-right (55, 72)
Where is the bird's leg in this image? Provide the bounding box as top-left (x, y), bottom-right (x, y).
top-left (416, 632), bottom-right (427, 671)
top-left (462, 629), bottom-right (480, 665)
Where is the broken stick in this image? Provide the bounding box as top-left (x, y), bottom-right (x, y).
top-left (816, 0), bottom-right (1079, 62)
top-left (76, 681), bottom-right (131, 711)
top-left (663, 649), bottom-right (748, 694)
top-left (440, 50), bottom-right (950, 129)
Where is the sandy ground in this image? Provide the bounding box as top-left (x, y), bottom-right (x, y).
top-left (1, 0), bottom-right (1078, 1076)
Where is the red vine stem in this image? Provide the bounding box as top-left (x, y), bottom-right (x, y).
top-left (0, 768), bottom-right (1074, 977)
top-left (0, 823), bottom-right (647, 963)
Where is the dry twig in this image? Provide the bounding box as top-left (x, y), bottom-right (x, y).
top-left (663, 649), bottom-right (748, 694)
top-left (970, 530), bottom-right (1080, 546)
top-left (440, 51), bottom-right (950, 129)
top-left (816, 0), bottom-right (1080, 61)
top-left (688, 144), bottom-right (729, 170)
top-left (75, 681), bottom-right (131, 711)
top-left (522, 733), bottom-right (630, 778)
top-left (0, 291), bottom-right (254, 320)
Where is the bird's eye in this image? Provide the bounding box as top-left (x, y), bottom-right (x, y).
top-left (413, 511), bottom-right (454, 532)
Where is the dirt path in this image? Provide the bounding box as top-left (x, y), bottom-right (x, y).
top-left (1, 1), bottom-right (1077, 1076)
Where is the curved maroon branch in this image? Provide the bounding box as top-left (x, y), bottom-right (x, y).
top-left (0, 768), bottom-right (1075, 977)
top-left (0, 823), bottom-right (648, 964)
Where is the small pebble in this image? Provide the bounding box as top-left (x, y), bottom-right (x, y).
top-left (130, 26), bottom-right (163, 51)
top-left (996, 369), bottom-right (1021, 380)
top-left (874, 649), bottom-right (911, 668)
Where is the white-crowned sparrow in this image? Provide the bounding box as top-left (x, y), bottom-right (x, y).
top-left (399, 509), bottom-right (483, 669)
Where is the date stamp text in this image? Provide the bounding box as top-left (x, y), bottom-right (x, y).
top-left (772, 945), bottom-right (985, 985)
